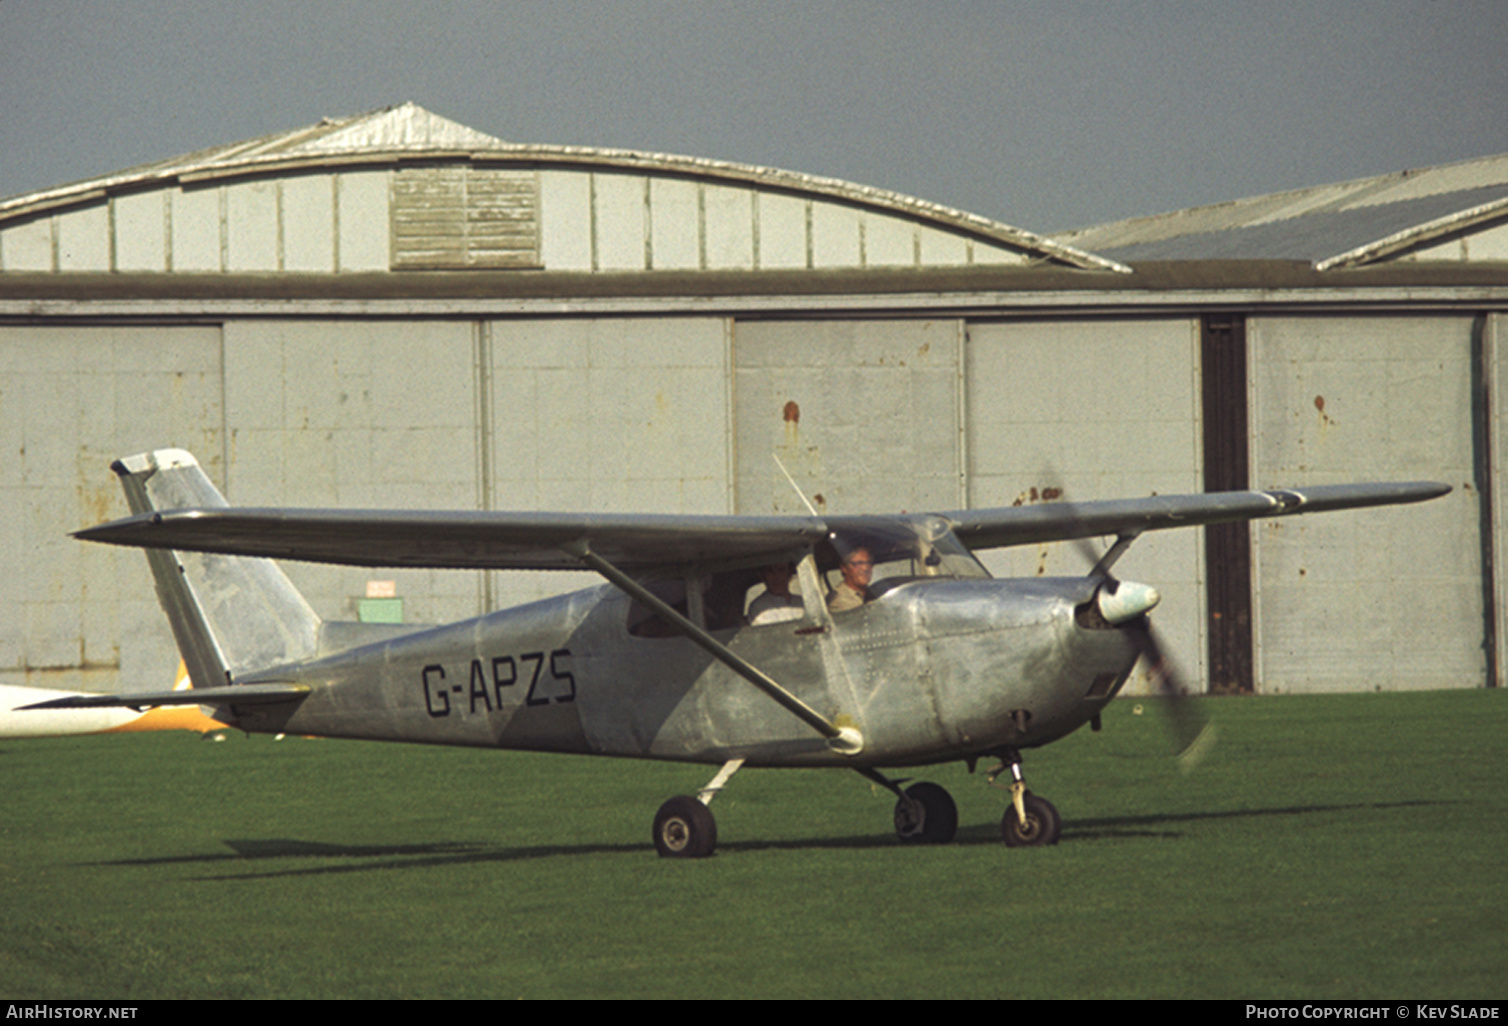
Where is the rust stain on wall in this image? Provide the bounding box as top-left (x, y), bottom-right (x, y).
top-left (1314, 395), bottom-right (1336, 429)
top-left (1011, 485), bottom-right (1063, 507)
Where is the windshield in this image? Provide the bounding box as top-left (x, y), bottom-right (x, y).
top-left (819, 515), bottom-right (988, 598)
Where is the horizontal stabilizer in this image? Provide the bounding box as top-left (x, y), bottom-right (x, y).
top-left (19, 682), bottom-right (310, 712)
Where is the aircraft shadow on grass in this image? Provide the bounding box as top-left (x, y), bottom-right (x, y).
top-left (1059, 798), bottom-right (1448, 841)
top-left (82, 799), bottom-right (1449, 880)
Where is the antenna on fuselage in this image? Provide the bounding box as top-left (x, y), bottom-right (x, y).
top-left (773, 453), bottom-right (820, 517)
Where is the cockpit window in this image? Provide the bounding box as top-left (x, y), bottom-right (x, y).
top-left (820, 516), bottom-right (987, 602)
top-left (626, 516), bottom-right (986, 633)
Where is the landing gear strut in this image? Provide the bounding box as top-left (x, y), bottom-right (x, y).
top-left (988, 747), bottom-right (1061, 847)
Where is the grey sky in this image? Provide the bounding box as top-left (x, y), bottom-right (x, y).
top-left (3, 0), bottom-right (1505, 232)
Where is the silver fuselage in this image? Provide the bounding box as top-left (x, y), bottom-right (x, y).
top-left (236, 576), bottom-right (1138, 769)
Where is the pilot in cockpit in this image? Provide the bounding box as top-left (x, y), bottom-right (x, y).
top-left (826, 547), bottom-right (873, 613)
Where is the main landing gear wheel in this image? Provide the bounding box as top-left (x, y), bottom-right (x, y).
top-left (653, 795), bottom-right (717, 858)
top-left (894, 782), bottom-right (958, 845)
top-left (1001, 792), bottom-right (1061, 847)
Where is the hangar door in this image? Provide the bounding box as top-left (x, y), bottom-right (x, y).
top-left (221, 320), bottom-right (483, 629)
top-left (965, 319), bottom-right (1204, 694)
top-left (0, 325), bottom-right (223, 693)
top-left (1248, 315), bottom-right (1486, 692)
top-left (486, 316), bottom-right (733, 609)
top-left (732, 320), bottom-right (963, 516)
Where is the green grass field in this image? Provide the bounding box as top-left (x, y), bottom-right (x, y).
top-left (2, 689), bottom-right (1504, 999)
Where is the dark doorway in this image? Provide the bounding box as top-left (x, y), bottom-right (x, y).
top-left (1202, 315), bottom-right (1254, 693)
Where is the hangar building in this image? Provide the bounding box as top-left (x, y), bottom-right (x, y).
top-left (2, 103), bottom-right (1504, 696)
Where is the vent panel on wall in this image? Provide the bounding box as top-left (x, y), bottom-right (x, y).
top-left (391, 168), bottom-right (540, 269)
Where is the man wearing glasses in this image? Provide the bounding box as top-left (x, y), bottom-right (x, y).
top-left (827, 548), bottom-right (874, 613)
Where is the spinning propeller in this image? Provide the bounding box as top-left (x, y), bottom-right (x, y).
top-left (1120, 601), bottom-right (1215, 768)
top-left (1052, 489), bottom-right (1216, 768)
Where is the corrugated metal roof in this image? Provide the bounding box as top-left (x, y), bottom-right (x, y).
top-left (0, 103), bottom-right (1126, 273)
top-left (1053, 153), bottom-right (1508, 269)
top-left (5, 103), bottom-right (516, 204)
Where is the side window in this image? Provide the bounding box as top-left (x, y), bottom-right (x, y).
top-left (626, 578), bottom-right (688, 638)
top-left (738, 563), bottom-right (808, 628)
top-left (704, 569), bottom-right (760, 631)
top-left (625, 565), bottom-right (820, 636)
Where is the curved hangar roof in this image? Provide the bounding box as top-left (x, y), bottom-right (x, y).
top-left (1052, 152), bottom-right (1508, 270)
top-left (0, 102), bottom-right (1126, 276)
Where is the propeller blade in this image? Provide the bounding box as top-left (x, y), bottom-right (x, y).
top-left (1128, 617), bottom-right (1216, 770)
top-left (1029, 473), bottom-right (1215, 766)
top-left (1067, 522), bottom-right (1103, 571)
top-left (1024, 469), bottom-right (1105, 573)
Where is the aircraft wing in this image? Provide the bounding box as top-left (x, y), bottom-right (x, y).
top-left (75, 508), bottom-right (829, 572)
top-left (74, 481), bottom-right (1448, 573)
top-left (939, 481), bottom-right (1451, 551)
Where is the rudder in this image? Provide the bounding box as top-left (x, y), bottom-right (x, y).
top-left (112, 449), bottom-right (322, 688)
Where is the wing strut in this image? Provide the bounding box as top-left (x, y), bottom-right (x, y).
top-left (561, 541), bottom-right (863, 756)
top-left (1090, 529), bottom-right (1143, 578)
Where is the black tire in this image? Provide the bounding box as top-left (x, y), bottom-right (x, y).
top-left (653, 795), bottom-right (717, 858)
top-left (1001, 792), bottom-right (1061, 847)
top-left (894, 782), bottom-right (958, 844)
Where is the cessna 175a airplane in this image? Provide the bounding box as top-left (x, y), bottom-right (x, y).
top-left (26, 449), bottom-right (1447, 857)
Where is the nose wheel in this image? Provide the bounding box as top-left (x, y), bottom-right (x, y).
top-left (1000, 791), bottom-right (1061, 846)
top-left (989, 747), bottom-right (1062, 847)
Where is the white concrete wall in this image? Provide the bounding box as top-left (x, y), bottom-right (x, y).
top-left (1248, 315), bottom-right (1485, 692)
top-left (221, 320), bottom-right (482, 628)
top-left (0, 326), bottom-right (224, 691)
top-left (732, 319), bottom-right (963, 516)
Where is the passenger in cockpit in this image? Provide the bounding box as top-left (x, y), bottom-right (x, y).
top-left (747, 563), bottom-right (803, 626)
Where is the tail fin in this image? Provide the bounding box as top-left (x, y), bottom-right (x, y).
top-left (112, 449), bottom-right (321, 688)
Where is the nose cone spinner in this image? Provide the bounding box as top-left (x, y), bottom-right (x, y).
top-left (1096, 580), bottom-right (1161, 625)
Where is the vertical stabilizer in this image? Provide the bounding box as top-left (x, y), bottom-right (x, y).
top-left (112, 449), bottom-right (322, 687)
